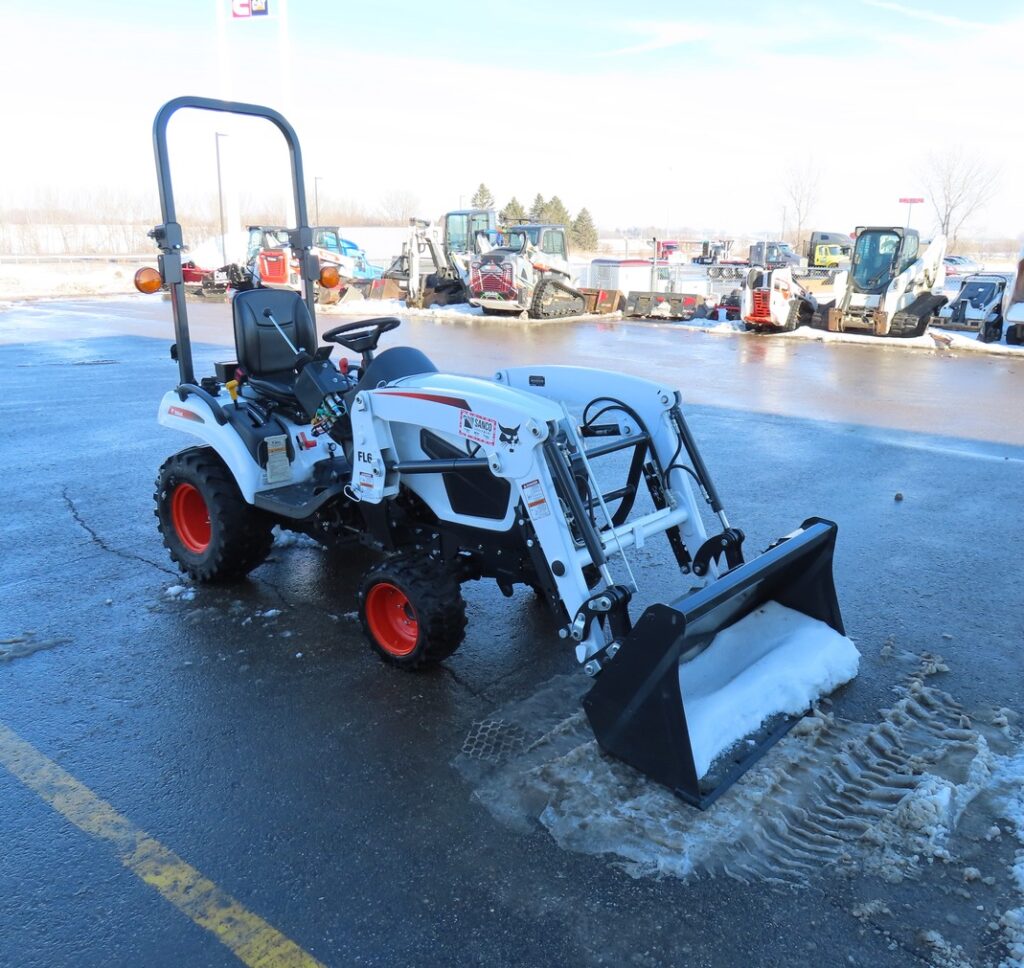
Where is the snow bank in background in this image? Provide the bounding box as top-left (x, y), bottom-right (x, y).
top-left (680, 601), bottom-right (860, 779)
top-left (783, 323), bottom-right (1024, 356)
top-left (320, 297), bottom-right (485, 321)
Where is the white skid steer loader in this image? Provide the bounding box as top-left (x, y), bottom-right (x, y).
top-left (141, 98), bottom-right (856, 809)
top-left (1005, 245), bottom-right (1024, 345)
top-left (827, 227), bottom-right (947, 337)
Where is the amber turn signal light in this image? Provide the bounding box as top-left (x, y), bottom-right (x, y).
top-left (134, 266), bottom-right (163, 294)
top-left (319, 264), bottom-right (341, 289)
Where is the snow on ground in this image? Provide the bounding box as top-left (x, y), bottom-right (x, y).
top-left (164, 584), bottom-right (196, 601)
top-left (271, 525), bottom-right (322, 550)
top-left (0, 261), bottom-right (141, 301)
top-left (320, 296), bottom-right (485, 321)
top-left (459, 648), bottom-right (1024, 963)
top-left (997, 757), bottom-right (1024, 966)
top-left (680, 602), bottom-right (860, 778)
top-left (781, 322), bottom-right (1024, 356)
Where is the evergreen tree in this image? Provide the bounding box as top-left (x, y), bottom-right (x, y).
top-left (528, 193), bottom-right (547, 221)
top-left (571, 207), bottom-right (599, 252)
top-left (543, 195), bottom-right (572, 229)
top-left (470, 183), bottom-right (494, 209)
top-left (499, 196), bottom-right (527, 224)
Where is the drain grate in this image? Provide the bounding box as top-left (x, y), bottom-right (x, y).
top-left (461, 719), bottom-right (528, 762)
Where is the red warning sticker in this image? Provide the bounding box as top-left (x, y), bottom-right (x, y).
top-left (521, 478), bottom-right (550, 520)
top-left (458, 409), bottom-right (497, 446)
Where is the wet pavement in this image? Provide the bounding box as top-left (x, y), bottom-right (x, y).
top-left (0, 298), bottom-right (1022, 967)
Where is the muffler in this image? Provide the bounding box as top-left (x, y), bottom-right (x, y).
top-left (582, 518), bottom-right (849, 809)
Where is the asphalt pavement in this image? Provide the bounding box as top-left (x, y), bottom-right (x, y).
top-left (0, 297), bottom-right (1022, 967)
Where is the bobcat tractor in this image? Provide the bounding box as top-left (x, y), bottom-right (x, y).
top-left (826, 226), bottom-right (947, 337)
top-left (468, 224), bottom-right (586, 319)
top-left (141, 97), bottom-right (856, 809)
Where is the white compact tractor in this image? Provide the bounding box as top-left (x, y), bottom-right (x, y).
top-left (468, 224), bottom-right (586, 319)
top-left (826, 227), bottom-right (947, 337)
top-left (141, 98), bottom-right (852, 808)
top-left (739, 267), bottom-right (817, 331)
top-left (931, 273), bottom-right (1007, 343)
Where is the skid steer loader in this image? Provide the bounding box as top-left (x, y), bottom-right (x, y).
top-left (1004, 245), bottom-right (1024, 346)
top-left (468, 224), bottom-right (586, 319)
top-left (826, 227), bottom-right (947, 337)
top-left (739, 267), bottom-right (817, 331)
top-left (141, 97), bottom-right (854, 809)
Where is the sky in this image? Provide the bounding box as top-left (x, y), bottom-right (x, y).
top-left (1, 0), bottom-right (1023, 238)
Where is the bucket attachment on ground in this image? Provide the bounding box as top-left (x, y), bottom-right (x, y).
top-left (582, 518), bottom-right (845, 809)
top-left (623, 291), bottom-right (703, 320)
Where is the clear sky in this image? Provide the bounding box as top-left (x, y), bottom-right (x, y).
top-left (1, 0), bottom-right (1022, 237)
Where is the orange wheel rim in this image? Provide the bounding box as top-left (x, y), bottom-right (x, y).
top-left (170, 482), bottom-right (211, 554)
top-left (365, 582), bottom-right (419, 656)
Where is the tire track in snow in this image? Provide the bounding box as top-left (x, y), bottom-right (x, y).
top-left (456, 651), bottom-right (1024, 965)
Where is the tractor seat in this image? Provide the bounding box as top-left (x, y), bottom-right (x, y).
top-left (232, 289), bottom-right (317, 404)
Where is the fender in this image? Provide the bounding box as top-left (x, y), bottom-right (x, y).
top-left (157, 390), bottom-right (266, 502)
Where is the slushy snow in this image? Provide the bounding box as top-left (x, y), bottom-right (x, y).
top-left (679, 601), bottom-right (860, 779)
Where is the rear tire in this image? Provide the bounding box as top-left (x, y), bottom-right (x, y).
top-left (359, 555), bottom-right (467, 669)
top-left (155, 447), bottom-right (274, 582)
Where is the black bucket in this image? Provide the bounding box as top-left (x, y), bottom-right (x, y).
top-left (582, 518), bottom-right (844, 809)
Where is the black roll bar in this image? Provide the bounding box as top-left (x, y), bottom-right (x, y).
top-left (149, 96), bottom-right (318, 385)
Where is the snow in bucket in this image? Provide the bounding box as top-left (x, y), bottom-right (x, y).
top-left (679, 600), bottom-right (860, 779)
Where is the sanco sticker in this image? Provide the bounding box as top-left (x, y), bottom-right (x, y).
top-left (458, 409), bottom-right (497, 446)
top-left (521, 479), bottom-right (550, 520)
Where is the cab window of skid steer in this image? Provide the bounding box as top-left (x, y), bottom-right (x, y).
top-left (541, 231), bottom-right (565, 258)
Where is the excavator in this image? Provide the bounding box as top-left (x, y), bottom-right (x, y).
top-left (825, 227), bottom-right (947, 337)
top-left (468, 223), bottom-right (586, 318)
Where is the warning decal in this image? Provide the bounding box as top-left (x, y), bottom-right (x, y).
top-left (458, 409), bottom-right (497, 446)
top-left (521, 479), bottom-right (550, 520)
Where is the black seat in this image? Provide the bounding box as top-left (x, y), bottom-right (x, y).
top-left (232, 289), bottom-right (316, 403)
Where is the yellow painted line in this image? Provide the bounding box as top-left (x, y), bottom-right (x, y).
top-left (0, 721), bottom-right (324, 968)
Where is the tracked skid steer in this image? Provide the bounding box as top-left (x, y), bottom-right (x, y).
top-left (142, 97), bottom-right (854, 809)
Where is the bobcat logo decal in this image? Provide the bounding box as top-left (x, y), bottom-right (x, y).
top-left (498, 423), bottom-right (521, 452)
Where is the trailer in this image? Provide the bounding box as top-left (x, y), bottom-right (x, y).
top-left (706, 241), bottom-right (800, 280)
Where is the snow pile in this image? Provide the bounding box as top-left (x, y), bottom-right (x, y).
top-left (320, 297), bottom-right (485, 320)
top-left (164, 584), bottom-right (196, 602)
top-left (272, 526), bottom-right (322, 550)
top-left (998, 758), bottom-right (1024, 967)
top-left (782, 323), bottom-right (1024, 356)
top-left (679, 601), bottom-right (860, 779)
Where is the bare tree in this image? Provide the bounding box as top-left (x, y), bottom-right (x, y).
top-left (784, 164), bottom-right (818, 249)
top-left (923, 150), bottom-right (999, 248)
top-left (377, 190), bottom-right (420, 226)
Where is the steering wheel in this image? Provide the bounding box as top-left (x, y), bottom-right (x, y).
top-left (322, 316), bottom-right (401, 355)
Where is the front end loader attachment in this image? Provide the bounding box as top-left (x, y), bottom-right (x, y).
top-left (582, 518), bottom-right (845, 810)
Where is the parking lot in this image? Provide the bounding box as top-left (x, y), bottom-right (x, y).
top-left (1, 297), bottom-right (1023, 967)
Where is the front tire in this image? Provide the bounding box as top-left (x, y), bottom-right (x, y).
top-left (359, 555), bottom-right (467, 669)
top-left (155, 447), bottom-right (274, 582)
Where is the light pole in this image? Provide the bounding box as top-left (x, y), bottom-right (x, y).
top-left (314, 176), bottom-right (324, 225)
top-left (214, 132), bottom-right (228, 264)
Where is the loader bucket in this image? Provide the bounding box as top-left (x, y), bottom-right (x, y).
top-left (582, 518), bottom-right (844, 809)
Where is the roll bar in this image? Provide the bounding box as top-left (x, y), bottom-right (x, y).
top-left (149, 96), bottom-right (319, 385)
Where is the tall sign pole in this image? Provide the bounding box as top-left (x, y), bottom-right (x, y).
top-left (899, 196), bottom-right (924, 230)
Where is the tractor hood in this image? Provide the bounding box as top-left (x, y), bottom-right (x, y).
top-left (382, 371), bottom-right (566, 425)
